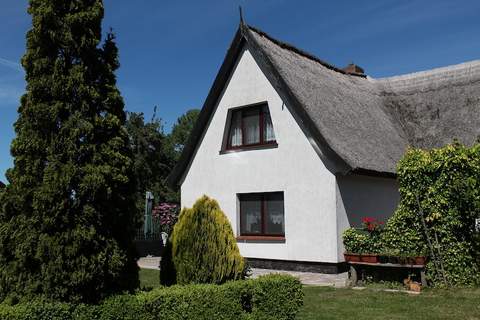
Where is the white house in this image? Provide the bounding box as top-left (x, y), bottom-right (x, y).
top-left (167, 22), bottom-right (480, 273)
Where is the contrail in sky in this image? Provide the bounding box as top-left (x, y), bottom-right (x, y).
top-left (0, 57), bottom-right (23, 73)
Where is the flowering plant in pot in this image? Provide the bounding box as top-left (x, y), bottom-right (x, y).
top-left (343, 217), bottom-right (384, 263)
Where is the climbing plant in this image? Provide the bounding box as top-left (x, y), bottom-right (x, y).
top-left (382, 141), bottom-right (480, 286)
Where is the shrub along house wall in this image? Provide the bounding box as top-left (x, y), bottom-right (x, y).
top-left (382, 142), bottom-right (480, 286)
top-left (0, 274), bottom-right (303, 320)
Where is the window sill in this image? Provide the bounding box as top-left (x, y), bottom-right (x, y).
top-left (236, 235), bottom-right (285, 242)
top-left (219, 142), bottom-right (278, 155)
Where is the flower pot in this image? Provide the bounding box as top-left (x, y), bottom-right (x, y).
top-left (344, 253), bottom-right (361, 262)
top-left (379, 255), bottom-right (390, 264)
top-left (359, 254), bottom-right (379, 263)
top-left (414, 256), bottom-right (427, 265)
top-left (398, 257), bottom-right (409, 265)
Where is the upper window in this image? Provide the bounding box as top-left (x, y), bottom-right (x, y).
top-left (227, 104), bottom-right (276, 150)
top-left (239, 192), bottom-right (284, 237)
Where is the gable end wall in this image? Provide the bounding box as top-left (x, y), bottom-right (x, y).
top-left (181, 47), bottom-right (341, 263)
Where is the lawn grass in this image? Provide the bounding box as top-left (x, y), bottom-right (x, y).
top-left (139, 268), bottom-right (161, 289)
top-left (298, 286), bottom-right (480, 320)
top-left (138, 269), bottom-right (480, 319)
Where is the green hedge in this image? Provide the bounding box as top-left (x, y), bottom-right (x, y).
top-left (0, 275), bottom-right (303, 320)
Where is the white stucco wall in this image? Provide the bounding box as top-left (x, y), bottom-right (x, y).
top-left (336, 174), bottom-right (400, 260)
top-left (180, 46), bottom-right (341, 263)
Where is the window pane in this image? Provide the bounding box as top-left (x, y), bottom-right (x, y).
top-left (243, 111), bottom-right (260, 145)
top-left (265, 193), bottom-right (284, 235)
top-left (229, 111), bottom-right (243, 147)
top-left (263, 108), bottom-right (276, 142)
top-left (240, 194), bottom-right (262, 234)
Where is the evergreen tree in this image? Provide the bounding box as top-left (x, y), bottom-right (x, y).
top-left (0, 0), bottom-right (138, 303)
top-left (170, 196), bottom-right (245, 284)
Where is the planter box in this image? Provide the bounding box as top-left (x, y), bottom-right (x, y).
top-left (344, 253), bottom-right (379, 263)
top-left (360, 254), bottom-right (379, 263)
top-left (344, 253), bottom-right (361, 262)
top-left (377, 255), bottom-right (427, 265)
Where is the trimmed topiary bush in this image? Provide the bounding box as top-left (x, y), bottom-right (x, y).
top-left (249, 274), bottom-right (304, 319)
top-left (381, 142), bottom-right (480, 286)
top-left (169, 195), bottom-right (245, 285)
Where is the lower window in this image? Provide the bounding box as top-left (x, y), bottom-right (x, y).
top-left (239, 192), bottom-right (284, 236)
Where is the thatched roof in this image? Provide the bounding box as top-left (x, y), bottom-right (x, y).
top-left (376, 61), bottom-right (480, 150)
top-left (167, 23), bottom-right (480, 187)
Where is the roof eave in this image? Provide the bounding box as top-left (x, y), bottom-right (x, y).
top-left (242, 26), bottom-right (353, 174)
top-left (167, 23), bottom-right (394, 188)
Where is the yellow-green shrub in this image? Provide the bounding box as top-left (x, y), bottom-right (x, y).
top-left (171, 195), bottom-right (245, 284)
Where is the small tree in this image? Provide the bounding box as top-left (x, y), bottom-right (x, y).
top-left (166, 109), bottom-right (200, 160)
top-left (167, 195), bottom-right (244, 285)
top-left (125, 111), bottom-right (178, 216)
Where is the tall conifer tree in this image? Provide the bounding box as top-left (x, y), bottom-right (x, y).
top-left (0, 0), bottom-right (138, 303)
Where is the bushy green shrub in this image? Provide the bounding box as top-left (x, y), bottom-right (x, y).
top-left (381, 142), bottom-right (480, 286)
top-left (0, 275), bottom-right (303, 320)
top-left (170, 195), bottom-right (245, 285)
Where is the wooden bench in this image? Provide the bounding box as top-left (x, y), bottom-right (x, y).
top-left (348, 261), bottom-right (427, 287)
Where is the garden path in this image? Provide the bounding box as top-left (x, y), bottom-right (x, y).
top-left (137, 257), bottom-right (348, 287)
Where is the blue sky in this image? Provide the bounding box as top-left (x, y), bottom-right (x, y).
top-left (1, 0), bottom-right (480, 182)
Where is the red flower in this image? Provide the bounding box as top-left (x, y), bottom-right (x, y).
top-left (361, 216), bottom-right (384, 232)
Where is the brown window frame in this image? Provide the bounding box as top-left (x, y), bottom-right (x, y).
top-left (239, 192), bottom-right (285, 238)
top-left (225, 104), bottom-right (277, 151)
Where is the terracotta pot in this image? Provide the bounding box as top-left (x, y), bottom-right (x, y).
top-left (360, 254), bottom-right (379, 263)
top-left (344, 253), bottom-right (361, 262)
top-left (414, 256), bottom-right (427, 265)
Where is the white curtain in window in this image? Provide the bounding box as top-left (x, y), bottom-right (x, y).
top-left (263, 110), bottom-right (275, 142)
top-left (229, 111), bottom-right (242, 147)
top-left (265, 194), bottom-right (284, 234)
top-left (244, 113), bottom-right (260, 144)
top-left (242, 198), bottom-right (262, 234)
